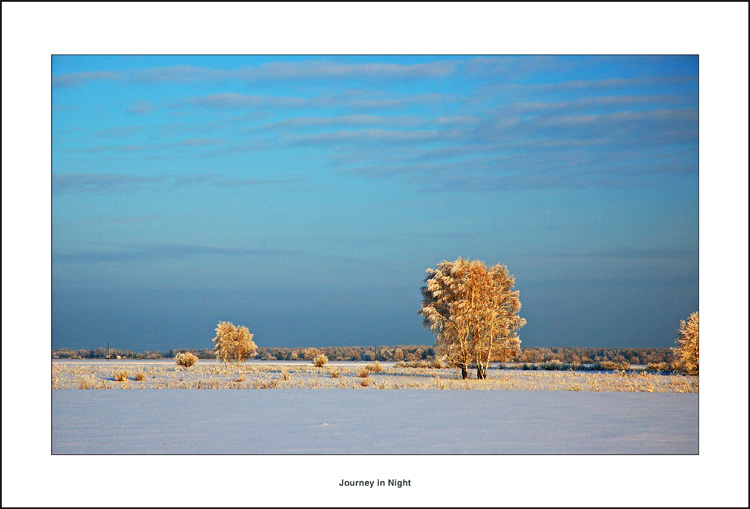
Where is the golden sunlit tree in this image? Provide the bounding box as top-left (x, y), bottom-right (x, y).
top-left (419, 258), bottom-right (526, 379)
top-left (212, 321), bottom-right (257, 365)
top-left (469, 262), bottom-right (525, 379)
top-left (673, 311), bottom-right (698, 375)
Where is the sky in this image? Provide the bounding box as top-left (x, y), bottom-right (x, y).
top-left (51, 55), bottom-right (699, 352)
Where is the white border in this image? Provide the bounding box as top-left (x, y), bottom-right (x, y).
top-left (3, 2), bottom-right (748, 507)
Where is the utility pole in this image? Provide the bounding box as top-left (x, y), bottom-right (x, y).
top-left (107, 342), bottom-right (110, 361)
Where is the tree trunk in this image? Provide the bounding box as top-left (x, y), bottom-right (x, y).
top-left (477, 364), bottom-right (487, 379)
top-left (461, 365), bottom-right (468, 379)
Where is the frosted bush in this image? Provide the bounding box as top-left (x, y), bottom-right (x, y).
top-left (175, 352), bottom-right (198, 368)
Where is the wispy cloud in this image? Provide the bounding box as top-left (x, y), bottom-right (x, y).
top-left (463, 56), bottom-right (581, 77)
top-left (213, 176), bottom-right (310, 188)
top-left (322, 99), bottom-right (698, 192)
top-left (480, 75), bottom-right (698, 97)
top-left (182, 90), bottom-right (451, 112)
top-left (52, 70), bottom-right (121, 88)
top-left (185, 93), bottom-right (306, 110)
top-left (62, 138), bottom-right (224, 155)
top-left (125, 101), bottom-right (154, 114)
top-left (53, 173), bottom-right (162, 194)
top-left (554, 247), bottom-right (698, 260)
top-left (53, 172), bottom-right (309, 194)
top-left (53, 60), bottom-right (457, 88)
top-left (264, 114), bottom-right (478, 131)
top-left (93, 126), bottom-right (147, 139)
top-left (292, 128), bottom-right (446, 147)
top-left (54, 243), bottom-right (303, 263)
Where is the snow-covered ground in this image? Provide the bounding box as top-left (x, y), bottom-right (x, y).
top-left (52, 390), bottom-right (698, 454)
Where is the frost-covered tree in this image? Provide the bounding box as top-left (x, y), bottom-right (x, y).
top-left (419, 259), bottom-right (474, 379)
top-left (469, 262), bottom-right (525, 379)
top-left (673, 311), bottom-right (698, 374)
top-left (212, 321), bottom-right (257, 365)
top-left (419, 258), bottom-right (526, 379)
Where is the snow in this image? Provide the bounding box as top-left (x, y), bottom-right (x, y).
top-left (52, 390), bottom-right (698, 454)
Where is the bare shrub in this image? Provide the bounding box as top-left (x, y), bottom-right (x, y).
top-left (394, 360), bottom-right (407, 369)
top-left (134, 372), bottom-right (146, 381)
top-left (113, 370), bottom-right (129, 382)
top-left (430, 358), bottom-right (444, 369)
top-left (328, 368), bottom-right (341, 378)
top-left (281, 370), bottom-right (291, 381)
top-left (175, 352), bottom-right (198, 369)
top-left (313, 354), bottom-right (329, 367)
top-left (366, 361), bottom-right (383, 373)
top-left (599, 360), bottom-right (631, 371)
top-left (359, 378), bottom-right (371, 387)
top-left (407, 360), bottom-right (430, 368)
top-left (541, 359), bottom-right (564, 370)
top-left (357, 366), bottom-right (370, 378)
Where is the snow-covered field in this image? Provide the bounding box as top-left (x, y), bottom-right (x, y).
top-left (51, 359), bottom-right (699, 392)
top-left (52, 389), bottom-right (698, 454)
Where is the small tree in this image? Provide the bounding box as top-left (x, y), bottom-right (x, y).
top-left (673, 311), bottom-right (698, 374)
top-left (212, 321), bottom-right (257, 365)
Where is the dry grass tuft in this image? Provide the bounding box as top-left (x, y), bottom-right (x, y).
top-left (234, 374), bottom-right (247, 383)
top-left (252, 378), bottom-right (278, 389)
top-left (79, 375), bottom-right (96, 389)
top-left (328, 368), bottom-right (341, 378)
top-left (134, 372), bottom-right (146, 381)
top-left (647, 362), bottom-right (671, 372)
top-left (113, 370), bottom-right (129, 382)
top-left (281, 370), bottom-right (291, 381)
top-left (313, 354), bottom-right (328, 367)
top-left (357, 366), bottom-right (370, 378)
top-left (359, 378), bottom-right (371, 387)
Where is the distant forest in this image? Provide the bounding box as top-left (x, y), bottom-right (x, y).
top-left (52, 345), bottom-right (675, 365)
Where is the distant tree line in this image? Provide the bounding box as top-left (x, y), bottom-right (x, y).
top-left (516, 347), bottom-right (674, 365)
top-left (52, 345), bottom-right (674, 364)
top-left (255, 345), bottom-right (437, 362)
top-left (51, 347), bottom-right (163, 359)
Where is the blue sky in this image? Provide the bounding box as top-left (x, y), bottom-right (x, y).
top-left (52, 55), bottom-right (699, 351)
